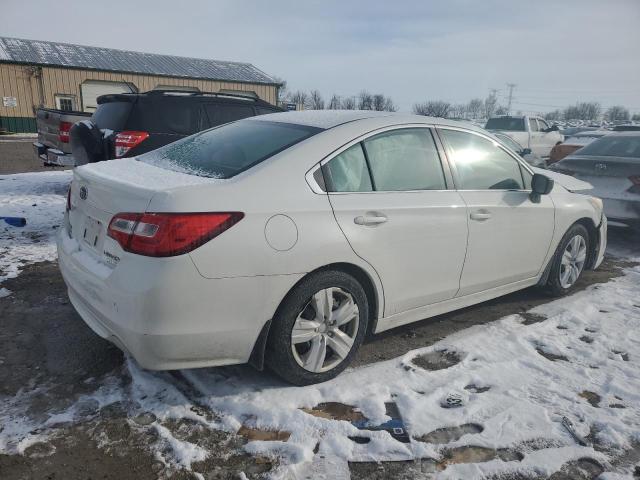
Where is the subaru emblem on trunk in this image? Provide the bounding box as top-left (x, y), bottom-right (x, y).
top-left (79, 186), bottom-right (88, 200)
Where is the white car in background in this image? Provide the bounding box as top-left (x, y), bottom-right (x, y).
top-left (58, 111), bottom-right (606, 385)
top-left (485, 115), bottom-right (564, 158)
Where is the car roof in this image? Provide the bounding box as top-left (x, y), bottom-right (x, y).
top-left (247, 109), bottom-right (486, 131)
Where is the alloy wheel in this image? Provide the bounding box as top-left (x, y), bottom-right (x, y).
top-left (291, 287), bottom-right (359, 373)
top-left (559, 234), bottom-right (587, 289)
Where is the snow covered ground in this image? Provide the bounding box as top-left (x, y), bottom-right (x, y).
top-left (0, 170), bottom-right (71, 284)
top-left (1, 171), bottom-right (639, 479)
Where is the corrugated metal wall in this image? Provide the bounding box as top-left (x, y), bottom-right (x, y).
top-left (0, 63), bottom-right (278, 132)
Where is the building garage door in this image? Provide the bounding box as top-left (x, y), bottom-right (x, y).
top-left (81, 80), bottom-right (136, 112)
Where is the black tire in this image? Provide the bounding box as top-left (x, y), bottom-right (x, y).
top-left (265, 270), bottom-right (369, 386)
top-left (546, 223), bottom-right (590, 296)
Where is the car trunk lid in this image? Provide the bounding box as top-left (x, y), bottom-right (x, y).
top-left (68, 158), bottom-right (216, 261)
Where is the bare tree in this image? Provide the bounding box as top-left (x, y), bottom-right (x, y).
top-left (467, 98), bottom-right (484, 119)
top-left (341, 96), bottom-right (357, 110)
top-left (564, 102), bottom-right (601, 121)
top-left (290, 90), bottom-right (307, 110)
top-left (272, 76), bottom-right (289, 105)
top-left (495, 105), bottom-right (508, 115)
top-left (544, 109), bottom-right (562, 121)
top-left (306, 90), bottom-right (325, 110)
top-left (327, 94), bottom-right (341, 110)
top-left (358, 91), bottom-right (374, 110)
top-left (450, 104), bottom-right (467, 118)
top-left (413, 101), bottom-right (451, 118)
top-left (606, 105), bottom-right (630, 122)
top-left (382, 97), bottom-right (396, 112)
top-left (484, 93), bottom-right (498, 119)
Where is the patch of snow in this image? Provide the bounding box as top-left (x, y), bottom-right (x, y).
top-left (0, 287), bottom-right (11, 298)
top-left (0, 170), bottom-right (72, 283)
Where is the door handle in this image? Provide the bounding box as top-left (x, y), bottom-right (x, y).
top-left (470, 211), bottom-right (492, 221)
top-left (354, 214), bottom-right (388, 226)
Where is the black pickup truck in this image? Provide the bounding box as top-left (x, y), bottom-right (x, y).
top-left (70, 90), bottom-right (283, 165)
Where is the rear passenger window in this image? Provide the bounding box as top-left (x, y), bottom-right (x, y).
top-left (206, 104), bottom-right (255, 126)
top-left (529, 118), bottom-right (540, 132)
top-left (324, 144), bottom-right (373, 192)
top-left (363, 129), bottom-right (446, 191)
top-left (440, 129), bottom-right (525, 190)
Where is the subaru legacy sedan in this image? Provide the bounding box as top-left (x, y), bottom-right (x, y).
top-left (58, 111), bottom-right (607, 385)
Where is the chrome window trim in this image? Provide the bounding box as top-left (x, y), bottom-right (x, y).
top-left (305, 123), bottom-right (455, 195)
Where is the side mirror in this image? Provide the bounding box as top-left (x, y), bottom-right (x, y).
top-left (545, 125), bottom-right (559, 133)
top-left (530, 173), bottom-right (554, 202)
top-left (521, 148), bottom-right (532, 155)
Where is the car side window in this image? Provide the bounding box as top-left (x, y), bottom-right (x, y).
top-left (440, 129), bottom-right (525, 190)
top-left (323, 143), bottom-right (373, 192)
top-left (205, 104), bottom-right (255, 126)
top-left (529, 118), bottom-right (540, 132)
top-left (362, 128), bottom-right (446, 191)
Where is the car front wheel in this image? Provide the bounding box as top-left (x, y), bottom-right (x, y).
top-left (265, 270), bottom-right (368, 385)
top-left (546, 223), bottom-right (590, 296)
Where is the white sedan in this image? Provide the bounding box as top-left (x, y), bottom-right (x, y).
top-left (58, 111), bottom-right (607, 385)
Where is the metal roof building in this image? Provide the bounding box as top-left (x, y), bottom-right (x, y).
top-left (0, 37), bottom-right (280, 132)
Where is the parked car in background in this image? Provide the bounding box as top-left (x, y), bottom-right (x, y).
top-left (550, 131), bottom-right (640, 229)
top-left (33, 108), bottom-right (91, 166)
top-left (613, 125), bottom-right (640, 132)
top-left (485, 115), bottom-right (563, 158)
top-left (58, 110), bottom-right (606, 385)
top-left (70, 90), bottom-right (283, 165)
top-left (493, 132), bottom-right (546, 168)
top-left (549, 130), bottom-right (611, 164)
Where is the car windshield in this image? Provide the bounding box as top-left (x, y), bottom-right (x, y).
top-left (495, 134), bottom-right (523, 152)
top-left (575, 135), bottom-right (640, 159)
top-left (138, 120), bottom-right (322, 178)
top-left (485, 117), bottom-right (525, 131)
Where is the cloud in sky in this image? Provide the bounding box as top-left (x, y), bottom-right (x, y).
top-left (3, 0), bottom-right (639, 112)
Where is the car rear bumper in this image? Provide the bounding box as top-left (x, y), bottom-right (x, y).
top-left (57, 227), bottom-right (301, 370)
top-left (34, 142), bottom-right (75, 166)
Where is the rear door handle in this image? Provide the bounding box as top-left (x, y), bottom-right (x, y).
top-left (470, 211), bottom-right (492, 221)
top-left (354, 213), bottom-right (388, 226)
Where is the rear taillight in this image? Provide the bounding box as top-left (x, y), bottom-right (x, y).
top-left (59, 121), bottom-right (72, 143)
top-left (107, 212), bottom-right (243, 257)
top-left (114, 131), bottom-right (149, 158)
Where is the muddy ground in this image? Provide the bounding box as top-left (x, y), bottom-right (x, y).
top-left (0, 228), bottom-right (638, 479)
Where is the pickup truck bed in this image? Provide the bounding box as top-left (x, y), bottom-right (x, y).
top-left (33, 108), bottom-right (91, 166)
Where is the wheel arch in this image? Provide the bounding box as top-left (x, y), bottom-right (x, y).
top-left (574, 217), bottom-right (600, 269)
top-left (248, 261), bottom-right (383, 371)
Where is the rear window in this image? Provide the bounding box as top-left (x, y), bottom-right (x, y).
top-left (485, 117), bottom-right (526, 131)
top-left (138, 120), bottom-right (322, 178)
top-left (576, 135), bottom-right (640, 158)
top-left (91, 101), bottom-right (133, 130)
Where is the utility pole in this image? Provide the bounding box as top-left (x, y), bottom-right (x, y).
top-left (506, 83), bottom-right (516, 114)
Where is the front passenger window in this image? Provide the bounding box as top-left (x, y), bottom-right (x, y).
top-left (440, 129), bottom-right (525, 190)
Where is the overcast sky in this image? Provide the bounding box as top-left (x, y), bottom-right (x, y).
top-left (3, 0), bottom-right (639, 113)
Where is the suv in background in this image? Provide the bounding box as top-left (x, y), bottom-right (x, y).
top-left (70, 90), bottom-right (283, 165)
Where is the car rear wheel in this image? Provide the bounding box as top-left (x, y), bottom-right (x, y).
top-left (265, 270), bottom-right (368, 385)
top-left (546, 224), bottom-right (590, 296)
